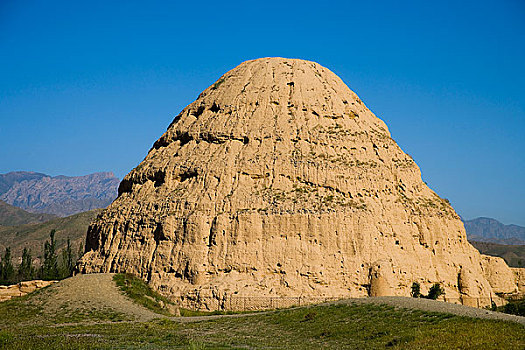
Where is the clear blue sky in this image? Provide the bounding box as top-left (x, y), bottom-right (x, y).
top-left (1, 0), bottom-right (524, 225)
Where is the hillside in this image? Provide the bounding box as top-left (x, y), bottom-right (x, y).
top-left (0, 209), bottom-right (100, 263)
top-left (0, 171), bottom-right (119, 217)
top-left (464, 217), bottom-right (525, 245)
top-left (470, 241), bottom-right (525, 268)
top-left (0, 200), bottom-right (56, 226)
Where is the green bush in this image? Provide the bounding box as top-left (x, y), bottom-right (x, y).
top-left (501, 298), bottom-right (525, 317)
top-left (0, 248), bottom-right (15, 284)
top-left (426, 283), bottom-right (445, 300)
top-left (410, 282), bottom-right (421, 298)
top-left (410, 282), bottom-right (445, 300)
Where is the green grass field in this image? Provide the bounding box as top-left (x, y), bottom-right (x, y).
top-left (0, 287), bottom-right (523, 349)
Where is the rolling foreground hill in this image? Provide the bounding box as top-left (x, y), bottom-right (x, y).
top-left (0, 171), bottom-right (119, 217)
top-left (0, 209), bottom-right (100, 263)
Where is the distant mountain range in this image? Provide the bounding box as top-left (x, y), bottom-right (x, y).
top-left (463, 217), bottom-right (525, 245)
top-left (0, 171), bottom-right (119, 217)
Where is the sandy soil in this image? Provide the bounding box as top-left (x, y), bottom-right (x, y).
top-left (33, 273), bottom-right (158, 322)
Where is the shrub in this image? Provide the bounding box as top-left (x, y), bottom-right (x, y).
top-left (410, 282), bottom-right (421, 298)
top-left (426, 283), bottom-right (445, 300)
top-left (0, 248), bottom-right (15, 285)
top-left (303, 311), bottom-right (317, 321)
top-left (42, 230), bottom-right (59, 280)
top-left (409, 282), bottom-right (445, 300)
top-left (212, 78), bottom-right (225, 90)
top-left (18, 248), bottom-right (35, 281)
top-left (501, 299), bottom-right (525, 317)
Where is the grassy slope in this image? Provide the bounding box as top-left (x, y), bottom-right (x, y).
top-left (0, 276), bottom-right (523, 349)
top-left (114, 273), bottom-right (245, 317)
top-left (0, 200), bottom-right (56, 226)
top-left (0, 209), bottom-right (101, 262)
top-left (114, 273), bottom-right (177, 316)
top-left (470, 240), bottom-right (525, 267)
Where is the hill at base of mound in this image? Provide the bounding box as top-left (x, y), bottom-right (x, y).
top-left (2, 272), bottom-right (524, 327)
top-left (1, 274), bottom-right (159, 325)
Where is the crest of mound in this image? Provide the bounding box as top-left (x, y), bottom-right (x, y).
top-left (78, 58), bottom-right (522, 309)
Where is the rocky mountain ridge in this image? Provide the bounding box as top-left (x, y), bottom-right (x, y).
top-left (464, 217), bottom-right (525, 245)
top-left (0, 171), bottom-right (119, 217)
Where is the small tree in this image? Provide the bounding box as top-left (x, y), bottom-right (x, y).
top-left (426, 283), bottom-right (445, 300)
top-left (77, 242), bottom-right (84, 261)
top-left (18, 247), bottom-right (35, 281)
top-left (60, 237), bottom-right (74, 278)
top-left (410, 282), bottom-right (421, 298)
top-left (1, 247), bottom-right (15, 285)
top-left (42, 229), bottom-right (59, 280)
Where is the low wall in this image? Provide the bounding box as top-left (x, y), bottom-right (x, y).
top-left (169, 294), bottom-right (507, 312)
top-left (0, 280), bottom-right (57, 302)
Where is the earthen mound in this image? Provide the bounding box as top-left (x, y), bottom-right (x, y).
top-left (78, 58), bottom-right (523, 309)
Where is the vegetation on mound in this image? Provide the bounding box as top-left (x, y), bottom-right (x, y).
top-left (410, 282), bottom-right (445, 300)
top-left (0, 286), bottom-right (131, 327)
top-left (0, 301), bottom-right (523, 349)
top-left (114, 273), bottom-right (245, 317)
top-left (1, 274), bottom-right (523, 349)
top-left (114, 273), bottom-right (176, 316)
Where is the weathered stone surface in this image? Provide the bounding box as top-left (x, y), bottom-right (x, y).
top-left (78, 57), bottom-right (519, 309)
top-left (512, 268), bottom-right (525, 295)
top-left (480, 255), bottom-right (518, 294)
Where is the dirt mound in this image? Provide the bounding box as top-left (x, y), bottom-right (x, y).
top-left (78, 57), bottom-right (521, 309)
top-left (32, 273), bottom-right (158, 322)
